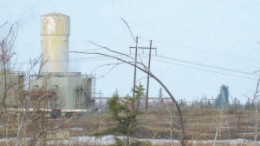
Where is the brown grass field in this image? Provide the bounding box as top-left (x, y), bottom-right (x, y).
top-left (0, 105), bottom-right (259, 145)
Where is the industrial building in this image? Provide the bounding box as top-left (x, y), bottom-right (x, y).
top-left (28, 13), bottom-right (94, 112)
top-left (0, 71), bottom-right (24, 107)
top-left (0, 13), bottom-right (94, 114)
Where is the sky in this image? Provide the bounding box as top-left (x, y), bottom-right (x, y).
top-left (0, 0), bottom-right (259, 103)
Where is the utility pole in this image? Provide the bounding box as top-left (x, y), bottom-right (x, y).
top-left (143, 40), bottom-right (156, 111)
top-left (129, 36), bottom-right (139, 98)
top-left (130, 38), bottom-right (157, 111)
top-left (159, 88), bottom-right (163, 103)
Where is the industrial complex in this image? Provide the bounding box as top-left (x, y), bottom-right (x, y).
top-left (30, 13), bottom-right (93, 112)
top-left (0, 12), bottom-right (232, 115)
top-left (0, 13), bottom-right (94, 114)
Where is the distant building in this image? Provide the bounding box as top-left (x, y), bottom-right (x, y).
top-left (215, 85), bottom-right (229, 109)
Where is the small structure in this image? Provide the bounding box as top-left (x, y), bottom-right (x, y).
top-left (215, 85), bottom-right (229, 109)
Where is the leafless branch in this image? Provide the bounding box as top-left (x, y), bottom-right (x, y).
top-left (253, 77), bottom-right (260, 145)
top-left (70, 50), bottom-right (186, 146)
top-left (97, 62), bottom-right (125, 78)
top-left (89, 41), bottom-right (134, 60)
top-left (0, 24), bottom-right (18, 112)
top-left (0, 21), bottom-right (8, 29)
top-left (120, 18), bottom-right (135, 42)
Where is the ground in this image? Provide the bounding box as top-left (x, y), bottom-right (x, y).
top-left (0, 104), bottom-right (259, 145)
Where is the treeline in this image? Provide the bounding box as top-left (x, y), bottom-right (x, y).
top-left (174, 98), bottom-right (259, 111)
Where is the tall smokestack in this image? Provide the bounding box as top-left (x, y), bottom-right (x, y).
top-left (41, 13), bottom-right (70, 73)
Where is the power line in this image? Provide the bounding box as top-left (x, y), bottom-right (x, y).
top-left (138, 37), bottom-right (260, 63)
top-left (116, 53), bottom-right (256, 78)
top-left (155, 55), bottom-right (257, 77)
top-left (153, 58), bottom-right (258, 81)
top-left (14, 55), bottom-right (126, 65)
top-left (13, 50), bottom-right (257, 81)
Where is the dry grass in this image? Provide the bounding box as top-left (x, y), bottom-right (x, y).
top-left (0, 106), bottom-right (259, 145)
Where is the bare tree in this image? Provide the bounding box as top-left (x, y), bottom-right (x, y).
top-left (0, 23), bottom-right (75, 146)
top-left (253, 77), bottom-right (260, 146)
top-left (0, 23), bottom-right (17, 114)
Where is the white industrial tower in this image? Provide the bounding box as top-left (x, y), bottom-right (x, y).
top-left (41, 13), bottom-right (70, 73)
top-left (28, 13), bottom-right (93, 114)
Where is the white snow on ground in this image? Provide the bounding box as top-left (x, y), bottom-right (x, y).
top-left (46, 136), bottom-right (260, 145)
top-left (47, 135), bottom-right (116, 145)
top-left (1, 136), bottom-right (260, 145)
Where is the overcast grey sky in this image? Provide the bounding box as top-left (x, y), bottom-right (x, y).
top-left (0, 0), bottom-right (259, 103)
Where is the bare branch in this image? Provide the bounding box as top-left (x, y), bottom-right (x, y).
top-left (89, 41), bottom-right (134, 60)
top-left (70, 50), bottom-right (186, 146)
top-left (0, 21), bottom-right (8, 29)
top-left (120, 17), bottom-right (135, 42)
top-left (253, 78), bottom-right (260, 102)
top-left (95, 62), bottom-right (124, 78)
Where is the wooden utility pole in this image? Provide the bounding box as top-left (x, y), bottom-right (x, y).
top-left (129, 36), bottom-right (139, 98)
top-left (130, 39), bottom-right (156, 111)
top-left (142, 40), bottom-right (157, 111)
